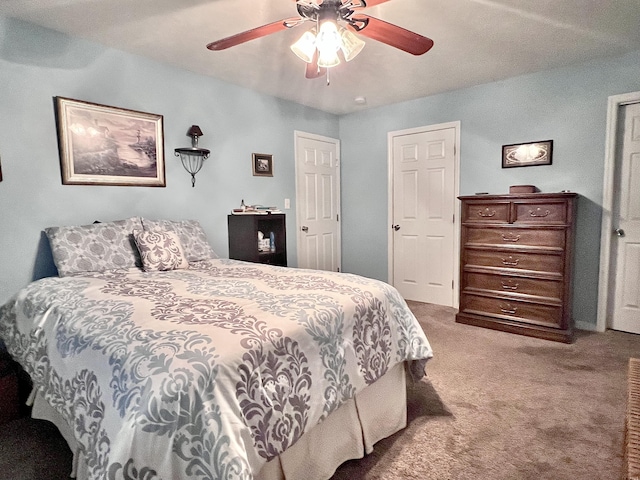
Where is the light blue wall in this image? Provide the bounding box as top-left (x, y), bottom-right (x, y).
top-left (3, 16), bottom-right (640, 329)
top-left (0, 17), bottom-right (338, 303)
top-left (338, 49), bottom-right (640, 328)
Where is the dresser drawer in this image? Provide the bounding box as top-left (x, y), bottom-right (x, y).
top-left (513, 201), bottom-right (567, 224)
top-left (464, 249), bottom-right (564, 274)
top-left (460, 294), bottom-right (563, 328)
top-left (462, 201), bottom-right (510, 223)
top-left (464, 272), bottom-right (563, 300)
top-left (465, 227), bottom-right (565, 249)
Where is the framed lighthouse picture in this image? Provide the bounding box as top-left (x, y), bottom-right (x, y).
top-left (55, 97), bottom-right (165, 186)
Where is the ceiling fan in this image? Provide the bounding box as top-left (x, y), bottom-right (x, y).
top-left (206, 0), bottom-right (434, 80)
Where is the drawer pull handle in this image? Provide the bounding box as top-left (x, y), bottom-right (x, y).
top-left (501, 280), bottom-right (519, 290)
top-left (529, 208), bottom-right (550, 217)
top-left (499, 303), bottom-right (517, 315)
top-left (502, 257), bottom-right (519, 266)
top-left (502, 233), bottom-right (521, 242)
top-left (477, 208), bottom-right (496, 217)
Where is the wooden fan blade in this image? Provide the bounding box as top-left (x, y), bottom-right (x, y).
top-left (305, 52), bottom-right (327, 79)
top-left (348, 15), bottom-right (433, 55)
top-left (207, 18), bottom-right (299, 50)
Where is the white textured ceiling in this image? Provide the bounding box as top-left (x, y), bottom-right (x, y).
top-left (2, 0), bottom-right (640, 115)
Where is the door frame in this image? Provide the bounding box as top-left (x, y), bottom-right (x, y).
top-left (294, 130), bottom-right (342, 270)
top-left (597, 90), bottom-right (640, 332)
top-left (387, 121), bottom-right (461, 308)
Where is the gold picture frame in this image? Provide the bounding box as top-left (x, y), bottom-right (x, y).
top-left (252, 153), bottom-right (273, 177)
top-left (55, 97), bottom-right (165, 186)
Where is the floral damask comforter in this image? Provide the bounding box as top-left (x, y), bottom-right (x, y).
top-left (0, 259), bottom-right (433, 480)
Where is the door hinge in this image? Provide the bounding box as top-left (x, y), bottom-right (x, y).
top-left (337, 214), bottom-right (339, 222)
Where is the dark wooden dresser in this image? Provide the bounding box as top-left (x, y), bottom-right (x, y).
top-left (456, 192), bottom-right (577, 343)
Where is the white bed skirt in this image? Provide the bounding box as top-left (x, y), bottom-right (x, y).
top-left (32, 362), bottom-right (407, 480)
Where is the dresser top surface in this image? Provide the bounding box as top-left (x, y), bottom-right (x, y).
top-left (459, 192), bottom-right (578, 201)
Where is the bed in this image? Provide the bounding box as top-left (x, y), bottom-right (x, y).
top-left (0, 217), bottom-right (433, 480)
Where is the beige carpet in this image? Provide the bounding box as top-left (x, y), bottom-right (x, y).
top-left (331, 301), bottom-right (637, 480)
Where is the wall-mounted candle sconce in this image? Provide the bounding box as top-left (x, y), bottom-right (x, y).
top-left (174, 125), bottom-right (210, 187)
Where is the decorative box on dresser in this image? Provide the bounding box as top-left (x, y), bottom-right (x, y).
top-left (456, 192), bottom-right (577, 343)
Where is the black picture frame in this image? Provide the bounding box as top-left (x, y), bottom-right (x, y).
top-left (502, 140), bottom-right (553, 168)
top-left (252, 153), bottom-right (273, 177)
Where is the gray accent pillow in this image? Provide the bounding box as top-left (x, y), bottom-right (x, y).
top-left (133, 229), bottom-right (189, 272)
top-left (141, 218), bottom-right (217, 262)
top-left (45, 217), bottom-right (143, 277)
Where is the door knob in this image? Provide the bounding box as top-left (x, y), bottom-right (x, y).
top-left (614, 228), bottom-right (625, 237)
top-left (392, 224), bottom-right (400, 231)
top-left (301, 226), bottom-right (309, 233)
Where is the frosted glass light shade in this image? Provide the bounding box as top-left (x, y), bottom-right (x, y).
top-left (340, 28), bottom-right (365, 62)
top-left (317, 21), bottom-right (341, 53)
top-left (291, 30), bottom-right (317, 63)
top-left (316, 20), bottom-right (341, 68)
top-left (317, 49), bottom-right (341, 68)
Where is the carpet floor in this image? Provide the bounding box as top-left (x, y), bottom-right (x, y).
top-left (333, 302), bottom-right (637, 480)
top-left (0, 301), bottom-right (637, 480)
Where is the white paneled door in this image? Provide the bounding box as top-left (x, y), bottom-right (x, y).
top-left (612, 101), bottom-right (640, 333)
top-left (295, 131), bottom-right (341, 272)
top-left (390, 125), bottom-right (457, 306)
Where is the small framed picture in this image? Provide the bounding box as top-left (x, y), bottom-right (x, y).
top-left (502, 140), bottom-right (553, 168)
top-left (252, 153), bottom-right (273, 177)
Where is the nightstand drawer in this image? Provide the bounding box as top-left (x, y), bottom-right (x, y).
top-left (460, 294), bottom-right (563, 328)
top-left (464, 250), bottom-right (564, 274)
top-left (464, 272), bottom-right (563, 300)
top-left (466, 227), bottom-right (565, 249)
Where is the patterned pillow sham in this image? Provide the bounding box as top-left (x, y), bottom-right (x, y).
top-left (45, 217), bottom-right (143, 277)
top-left (133, 229), bottom-right (189, 272)
top-left (141, 218), bottom-right (218, 262)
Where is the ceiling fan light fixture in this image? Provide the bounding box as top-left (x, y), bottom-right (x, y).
top-left (339, 27), bottom-right (365, 62)
top-left (291, 29), bottom-right (317, 63)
